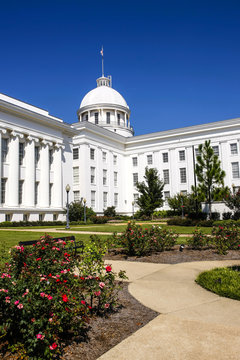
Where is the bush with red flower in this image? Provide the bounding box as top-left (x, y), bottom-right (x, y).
top-left (0, 234), bottom-right (126, 359)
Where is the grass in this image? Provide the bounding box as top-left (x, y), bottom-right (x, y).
top-left (196, 267), bottom-right (240, 301)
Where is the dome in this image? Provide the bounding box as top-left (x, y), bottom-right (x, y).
top-left (80, 78), bottom-right (129, 109)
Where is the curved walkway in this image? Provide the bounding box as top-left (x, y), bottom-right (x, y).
top-left (100, 259), bottom-right (240, 360)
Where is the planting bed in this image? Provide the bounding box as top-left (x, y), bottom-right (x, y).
top-left (105, 246), bottom-right (240, 264)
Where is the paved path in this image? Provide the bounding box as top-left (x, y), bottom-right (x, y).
top-left (100, 259), bottom-right (240, 360)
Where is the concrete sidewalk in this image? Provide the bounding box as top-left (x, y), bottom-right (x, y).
top-left (100, 259), bottom-right (240, 360)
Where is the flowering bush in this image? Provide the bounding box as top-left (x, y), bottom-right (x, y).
top-left (0, 234), bottom-right (126, 359)
top-left (211, 225), bottom-right (240, 254)
top-left (118, 222), bottom-right (178, 256)
top-left (187, 228), bottom-right (209, 250)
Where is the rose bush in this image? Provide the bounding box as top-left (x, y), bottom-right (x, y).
top-left (187, 228), bottom-right (209, 250)
top-left (0, 234), bottom-right (126, 359)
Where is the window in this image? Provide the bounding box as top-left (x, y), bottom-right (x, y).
top-left (19, 143), bottom-right (24, 165)
top-left (102, 151), bottom-right (107, 162)
top-left (39, 214), bottom-right (44, 221)
top-left (163, 169), bottom-right (169, 184)
top-left (113, 155), bottom-right (117, 165)
top-left (49, 183), bottom-right (53, 205)
top-left (91, 167), bottom-right (96, 184)
top-left (90, 148), bottom-right (95, 160)
top-left (180, 168), bottom-right (187, 183)
top-left (91, 191), bottom-right (96, 208)
top-left (114, 193), bottom-right (118, 207)
top-left (230, 143), bottom-right (238, 155)
top-left (179, 150), bottom-right (185, 161)
top-left (147, 155), bottom-right (153, 165)
top-left (195, 148), bottom-right (200, 157)
top-left (132, 157), bottom-right (138, 166)
top-left (164, 191), bottom-right (170, 203)
top-left (5, 214), bottom-right (11, 222)
top-left (232, 162), bottom-right (240, 178)
top-left (114, 172), bottom-right (118, 186)
top-left (106, 112), bottom-right (110, 124)
top-left (1, 178), bottom-right (6, 204)
top-left (133, 193), bottom-right (139, 203)
top-left (73, 167), bottom-right (79, 184)
top-left (117, 113), bottom-right (120, 126)
top-left (35, 147), bottom-right (40, 167)
top-left (73, 148), bottom-right (79, 160)
top-left (53, 214), bottom-right (58, 221)
top-left (19, 180), bottom-right (24, 204)
top-left (162, 153), bottom-right (168, 163)
top-left (102, 169), bottom-right (107, 185)
top-left (94, 112), bottom-right (99, 124)
top-left (133, 173), bottom-right (138, 186)
top-left (103, 192), bottom-right (108, 208)
top-left (49, 149), bottom-right (53, 168)
top-left (212, 146), bottom-right (219, 156)
top-left (2, 138), bottom-right (8, 162)
top-left (85, 114), bottom-right (88, 121)
top-left (35, 182), bottom-right (39, 205)
top-left (73, 191), bottom-right (80, 202)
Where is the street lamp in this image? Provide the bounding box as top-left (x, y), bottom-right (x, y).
top-left (65, 184), bottom-right (71, 229)
top-left (132, 201), bottom-right (135, 219)
top-left (180, 192), bottom-right (184, 219)
top-left (83, 198), bottom-right (87, 224)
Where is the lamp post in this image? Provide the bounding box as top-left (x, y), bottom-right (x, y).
top-left (180, 192), bottom-right (184, 219)
top-left (83, 198), bottom-right (87, 224)
top-left (132, 201), bottom-right (135, 219)
top-left (65, 184), bottom-right (70, 229)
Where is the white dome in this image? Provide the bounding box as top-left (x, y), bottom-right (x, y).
top-left (80, 86), bottom-right (129, 109)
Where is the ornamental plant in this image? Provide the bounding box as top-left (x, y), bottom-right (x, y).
top-left (0, 234), bottom-right (126, 359)
top-left (149, 226), bottom-right (178, 252)
top-left (211, 225), bottom-right (240, 254)
top-left (187, 228), bottom-right (209, 250)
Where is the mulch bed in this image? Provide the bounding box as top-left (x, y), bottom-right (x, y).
top-left (104, 246), bottom-right (240, 264)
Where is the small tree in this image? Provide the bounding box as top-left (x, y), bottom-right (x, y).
top-left (68, 200), bottom-right (95, 221)
top-left (167, 192), bottom-right (202, 216)
top-left (104, 206), bottom-right (116, 217)
top-left (195, 140), bottom-right (226, 218)
top-left (224, 188), bottom-right (240, 217)
top-left (135, 167), bottom-right (164, 219)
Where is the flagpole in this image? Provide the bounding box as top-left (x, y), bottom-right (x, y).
top-left (101, 47), bottom-right (104, 77)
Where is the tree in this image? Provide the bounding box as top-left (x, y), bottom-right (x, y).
top-left (223, 188), bottom-right (240, 217)
top-left (195, 140), bottom-right (226, 218)
top-left (104, 206), bottom-right (116, 217)
top-left (68, 200), bottom-right (95, 222)
top-left (135, 167), bottom-right (164, 218)
top-left (167, 192), bottom-right (201, 215)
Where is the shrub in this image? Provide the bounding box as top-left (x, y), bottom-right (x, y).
top-left (211, 225), bottom-right (240, 254)
top-left (90, 216), bottom-right (109, 224)
top-left (232, 211), bottom-right (240, 220)
top-left (187, 228), bottom-right (209, 250)
top-left (210, 212), bottom-right (220, 221)
top-left (117, 222), bottom-right (178, 256)
top-left (0, 234), bottom-right (126, 358)
top-left (167, 217), bottom-right (213, 227)
top-left (149, 226), bottom-right (178, 252)
top-left (153, 210), bottom-right (168, 218)
top-left (104, 206), bottom-right (116, 217)
top-left (187, 212), bottom-right (207, 220)
top-left (69, 201), bottom-right (95, 222)
top-left (222, 212), bottom-right (232, 220)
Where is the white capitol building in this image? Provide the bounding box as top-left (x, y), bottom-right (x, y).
top-left (0, 72), bottom-right (239, 221)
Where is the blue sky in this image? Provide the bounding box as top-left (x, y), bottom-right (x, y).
top-left (1, 0), bottom-right (240, 135)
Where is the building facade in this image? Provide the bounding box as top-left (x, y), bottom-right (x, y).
top-left (0, 73), bottom-right (240, 221)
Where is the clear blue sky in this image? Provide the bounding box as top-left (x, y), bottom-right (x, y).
top-left (1, 0), bottom-right (240, 135)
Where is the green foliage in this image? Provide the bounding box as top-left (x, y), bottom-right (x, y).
top-left (103, 206), bottom-right (116, 217)
top-left (195, 140), bottom-right (227, 217)
top-left (187, 228), bottom-right (209, 249)
top-left (0, 234), bottom-right (126, 358)
top-left (167, 217), bottom-right (214, 227)
top-left (90, 216), bottom-right (109, 224)
top-left (211, 224), bottom-right (240, 254)
top-left (224, 189), bottom-right (240, 218)
top-left (196, 267), bottom-right (240, 301)
top-left (117, 222), bottom-right (178, 256)
top-left (167, 192), bottom-right (201, 215)
top-left (153, 210), bottom-right (168, 218)
top-left (68, 200), bottom-right (95, 222)
top-left (135, 167), bottom-right (164, 218)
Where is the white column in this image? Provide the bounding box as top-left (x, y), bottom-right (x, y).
top-left (8, 132), bottom-right (20, 206)
top-left (114, 110), bottom-right (117, 125)
top-left (39, 141), bottom-right (49, 207)
top-left (124, 113), bottom-right (126, 127)
top-left (25, 137), bottom-right (35, 207)
top-left (52, 146), bottom-right (62, 207)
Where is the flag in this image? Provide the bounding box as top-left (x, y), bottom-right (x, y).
top-left (100, 47), bottom-right (103, 57)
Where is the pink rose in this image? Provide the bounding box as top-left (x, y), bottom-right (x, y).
top-left (104, 303), bottom-right (110, 309)
top-left (94, 291), bottom-right (101, 296)
top-left (99, 282), bottom-right (105, 289)
top-left (17, 303), bottom-right (23, 309)
top-left (47, 295), bottom-right (53, 300)
top-left (14, 300), bottom-right (19, 305)
top-left (36, 333), bottom-right (44, 340)
top-left (40, 292), bottom-right (45, 298)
